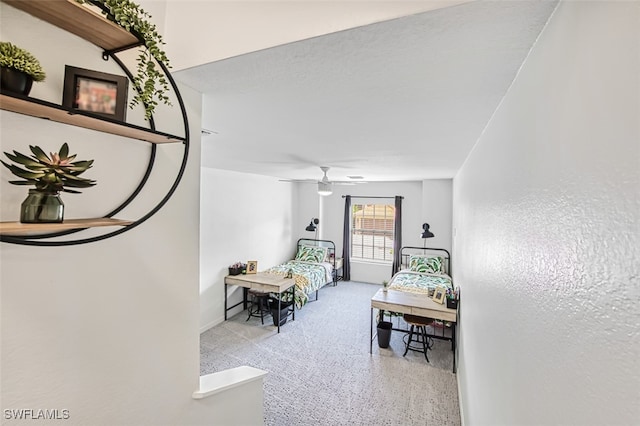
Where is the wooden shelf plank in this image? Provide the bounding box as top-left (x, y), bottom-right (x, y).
top-left (0, 93), bottom-right (185, 144)
top-left (0, 218), bottom-right (133, 236)
top-left (2, 0), bottom-right (139, 51)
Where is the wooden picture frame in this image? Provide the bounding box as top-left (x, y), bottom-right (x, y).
top-left (63, 65), bottom-right (128, 121)
top-left (246, 260), bottom-right (258, 274)
top-left (432, 286), bottom-right (446, 304)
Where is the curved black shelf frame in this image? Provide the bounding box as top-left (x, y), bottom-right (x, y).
top-left (1, 20), bottom-right (190, 246)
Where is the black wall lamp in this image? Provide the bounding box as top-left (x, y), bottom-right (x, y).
top-left (421, 223), bottom-right (434, 246)
top-left (305, 218), bottom-right (319, 232)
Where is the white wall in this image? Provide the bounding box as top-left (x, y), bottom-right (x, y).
top-left (422, 179), bottom-right (452, 255)
top-left (163, 0), bottom-right (471, 71)
top-left (0, 3), bottom-right (245, 424)
top-left (199, 168), bottom-right (296, 331)
top-left (453, 1), bottom-right (639, 425)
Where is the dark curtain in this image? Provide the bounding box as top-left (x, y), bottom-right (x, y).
top-left (342, 195), bottom-right (351, 281)
top-left (391, 195), bottom-right (403, 276)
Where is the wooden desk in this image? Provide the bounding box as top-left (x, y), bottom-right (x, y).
top-left (370, 288), bottom-right (458, 372)
top-left (224, 272), bottom-right (296, 333)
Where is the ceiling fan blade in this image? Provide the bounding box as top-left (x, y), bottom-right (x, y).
top-left (331, 181), bottom-right (368, 185)
top-left (278, 179), bottom-right (318, 183)
top-left (278, 166), bottom-right (367, 186)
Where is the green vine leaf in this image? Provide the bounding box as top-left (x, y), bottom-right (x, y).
top-left (75, 0), bottom-right (173, 121)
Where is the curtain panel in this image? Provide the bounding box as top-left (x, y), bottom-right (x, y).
top-left (342, 195), bottom-right (351, 281)
top-left (391, 195), bottom-right (402, 276)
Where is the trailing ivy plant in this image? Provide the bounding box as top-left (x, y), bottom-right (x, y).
top-left (0, 41), bottom-right (46, 82)
top-left (76, 0), bottom-right (172, 121)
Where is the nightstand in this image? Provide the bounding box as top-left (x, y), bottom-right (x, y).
top-left (332, 257), bottom-right (344, 283)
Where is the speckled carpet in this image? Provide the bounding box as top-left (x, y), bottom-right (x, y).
top-left (200, 281), bottom-right (461, 426)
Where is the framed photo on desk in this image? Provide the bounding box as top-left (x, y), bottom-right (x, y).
top-left (432, 287), bottom-right (446, 304)
top-left (246, 260), bottom-right (257, 274)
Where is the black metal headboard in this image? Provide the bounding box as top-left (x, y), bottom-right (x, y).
top-left (296, 238), bottom-right (337, 267)
top-left (400, 246), bottom-right (451, 275)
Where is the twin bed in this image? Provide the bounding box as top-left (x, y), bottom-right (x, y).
top-left (265, 238), bottom-right (339, 308)
top-left (264, 243), bottom-right (453, 308)
top-left (235, 241), bottom-right (452, 313)
top-left (388, 246), bottom-right (454, 295)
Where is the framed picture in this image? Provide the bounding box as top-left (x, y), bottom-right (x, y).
top-left (432, 286), bottom-right (446, 304)
top-left (246, 260), bottom-right (258, 274)
top-left (62, 65), bottom-right (128, 121)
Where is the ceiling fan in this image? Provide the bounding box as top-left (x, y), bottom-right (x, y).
top-left (279, 166), bottom-right (366, 196)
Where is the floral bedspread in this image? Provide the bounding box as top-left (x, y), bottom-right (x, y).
top-left (265, 260), bottom-right (331, 308)
top-left (388, 270), bottom-right (453, 295)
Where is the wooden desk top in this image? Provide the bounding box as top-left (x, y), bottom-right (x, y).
top-left (371, 288), bottom-right (457, 323)
top-left (224, 272), bottom-right (295, 293)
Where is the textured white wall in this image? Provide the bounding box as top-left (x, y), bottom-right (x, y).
top-left (199, 168), bottom-right (296, 331)
top-left (453, 1), bottom-right (639, 425)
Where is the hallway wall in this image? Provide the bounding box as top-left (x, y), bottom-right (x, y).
top-left (453, 1), bottom-right (639, 424)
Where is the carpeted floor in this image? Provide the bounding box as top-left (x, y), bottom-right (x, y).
top-left (200, 281), bottom-right (461, 426)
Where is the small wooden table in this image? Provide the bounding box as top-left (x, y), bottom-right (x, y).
top-left (370, 288), bottom-right (458, 372)
top-left (224, 272), bottom-right (296, 333)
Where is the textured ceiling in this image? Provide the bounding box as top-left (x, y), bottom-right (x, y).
top-left (175, 0), bottom-right (557, 182)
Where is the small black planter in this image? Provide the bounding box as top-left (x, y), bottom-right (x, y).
top-left (1, 67), bottom-right (33, 96)
top-left (377, 321), bottom-right (392, 348)
top-left (228, 266), bottom-right (243, 276)
top-left (269, 299), bottom-right (292, 327)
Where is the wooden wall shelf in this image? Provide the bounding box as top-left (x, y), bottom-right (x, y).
top-left (0, 92), bottom-right (184, 144)
top-left (2, 0), bottom-right (139, 51)
top-left (0, 0), bottom-right (189, 244)
top-left (0, 218), bottom-right (133, 236)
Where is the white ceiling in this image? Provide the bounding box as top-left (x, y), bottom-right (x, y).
top-left (175, 0), bottom-right (557, 183)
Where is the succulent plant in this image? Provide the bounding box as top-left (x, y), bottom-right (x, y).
top-left (1, 143), bottom-right (96, 193)
top-left (75, 0), bottom-right (171, 121)
top-left (0, 41), bottom-right (46, 82)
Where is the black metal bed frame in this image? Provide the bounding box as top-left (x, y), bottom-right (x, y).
top-left (399, 246), bottom-right (451, 276)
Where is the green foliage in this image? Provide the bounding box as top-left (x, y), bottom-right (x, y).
top-left (1, 143), bottom-right (96, 193)
top-left (76, 0), bottom-right (172, 121)
top-left (0, 42), bottom-right (46, 82)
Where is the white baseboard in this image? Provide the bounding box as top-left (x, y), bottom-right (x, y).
top-left (457, 367), bottom-right (466, 426)
top-left (200, 320), bottom-right (217, 334)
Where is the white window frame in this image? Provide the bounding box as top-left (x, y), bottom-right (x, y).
top-left (350, 203), bottom-right (395, 263)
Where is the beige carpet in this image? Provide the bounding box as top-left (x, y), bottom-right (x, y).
top-left (200, 281), bottom-right (461, 426)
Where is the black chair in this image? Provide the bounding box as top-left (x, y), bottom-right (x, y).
top-left (246, 289), bottom-right (271, 324)
top-left (403, 314), bottom-right (434, 361)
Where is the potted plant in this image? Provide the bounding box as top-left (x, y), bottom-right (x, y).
top-left (75, 0), bottom-right (171, 121)
top-left (382, 280), bottom-right (389, 293)
top-left (228, 262), bottom-right (245, 276)
top-left (0, 41), bottom-right (46, 96)
top-left (1, 143), bottom-right (96, 223)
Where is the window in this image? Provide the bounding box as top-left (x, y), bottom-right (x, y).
top-left (351, 203), bottom-right (395, 262)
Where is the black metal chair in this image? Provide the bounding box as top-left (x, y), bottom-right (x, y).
top-left (403, 314), bottom-right (434, 361)
top-left (246, 289), bottom-right (271, 324)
